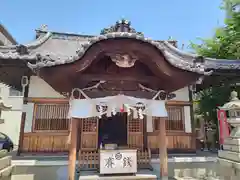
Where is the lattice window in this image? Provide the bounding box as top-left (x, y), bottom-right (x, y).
top-left (128, 114), bottom-right (142, 132)
top-left (34, 103), bottom-right (70, 131)
top-left (82, 117), bottom-right (97, 132)
top-left (154, 106), bottom-right (184, 131)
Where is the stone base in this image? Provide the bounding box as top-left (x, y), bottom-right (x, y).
top-left (218, 137), bottom-right (240, 162)
top-left (218, 158), bottom-right (240, 180)
top-left (218, 150), bottom-right (240, 162)
top-left (0, 165), bottom-right (14, 177)
top-left (79, 174), bottom-right (157, 180)
top-left (0, 156), bottom-right (11, 170)
top-left (0, 156), bottom-right (13, 178)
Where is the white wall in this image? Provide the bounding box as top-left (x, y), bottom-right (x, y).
top-left (173, 87), bottom-right (191, 132)
top-left (172, 87), bottom-right (189, 101)
top-left (23, 103), bottom-right (34, 133)
top-left (28, 76), bottom-right (64, 98)
top-left (0, 83), bottom-right (23, 146)
top-left (184, 106), bottom-right (192, 133)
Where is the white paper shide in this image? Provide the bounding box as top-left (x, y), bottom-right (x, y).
top-left (100, 149), bottom-right (137, 174)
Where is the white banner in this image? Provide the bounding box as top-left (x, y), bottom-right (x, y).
top-left (69, 95), bottom-right (168, 119)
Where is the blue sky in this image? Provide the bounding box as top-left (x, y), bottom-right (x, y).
top-left (1, 0), bottom-right (225, 49)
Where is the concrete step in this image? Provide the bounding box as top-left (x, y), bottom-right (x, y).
top-left (0, 165), bottom-right (13, 178)
top-left (0, 156), bottom-right (11, 170)
top-left (79, 174), bottom-right (157, 180)
top-left (218, 151), bottom-right (240, 163)
top-left (11, 174), bottom-right (35, 180)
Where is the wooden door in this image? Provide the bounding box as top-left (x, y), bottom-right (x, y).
top-left (127, 114), bottom-right (143, 149)
top-left (80, 117), bottom-right (99, 151)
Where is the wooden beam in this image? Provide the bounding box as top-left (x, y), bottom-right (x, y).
top-left (78, 74), bottom-right (163, 83)
top-left (84, 90), bottom-right (156, 98)
top-left (159, 117), bottom-right (168, 179)
top-left (17, 112), bottom-right (26, 156)
top-left (27, 97), bottom-right (69, 103)
top-left (26, 97), bottom-right (191, 106)
top-left (68, 118), bottom-right (78, 180)
top-left (166, 100), bottom-right (191, 106)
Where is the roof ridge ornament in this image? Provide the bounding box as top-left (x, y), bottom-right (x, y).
top-left (100, 19), bottom-right (144, 36)
top-left (230, 90), bottom-right (239, 101)
top-left (39, 24), bottom-right (48, 31)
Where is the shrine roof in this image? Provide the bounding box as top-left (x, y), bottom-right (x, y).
top-left (0, 23), bottom-right (239, 74)
top-left (0, 20), bottom-right (240, 90)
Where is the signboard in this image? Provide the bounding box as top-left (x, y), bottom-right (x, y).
top-left (217, 110), bottom-right (230, 145)
top-left (100, 149), bottom-right (137, 175)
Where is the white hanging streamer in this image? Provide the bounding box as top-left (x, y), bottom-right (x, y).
top-left (138, 108), bottom-right (144, 119)
top-left (112, 106), bottom-right (117, 116)
top-left (98, 105), bottom-right (103, 118)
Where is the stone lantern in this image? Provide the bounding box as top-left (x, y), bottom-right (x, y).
top-left (0, 97), bottom-right (11, 124)
top-left (218, 90), bottom-right (240, 179)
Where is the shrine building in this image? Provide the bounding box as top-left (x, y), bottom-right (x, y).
top-left (0, 19), bottom-right (239, 163)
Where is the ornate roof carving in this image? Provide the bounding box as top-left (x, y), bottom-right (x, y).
top-left (100, 19), bottom-right (143, 36)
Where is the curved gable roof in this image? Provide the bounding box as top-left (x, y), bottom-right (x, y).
top-left (0, 19), bottom-right (239, 90)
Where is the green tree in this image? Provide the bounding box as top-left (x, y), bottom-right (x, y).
top-left (192, 0), bottom-right (240, 59)
top-left (192, 0), bottom-right (240, 125)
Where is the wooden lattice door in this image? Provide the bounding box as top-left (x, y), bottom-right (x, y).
top-left (127, 114), bottom-right (144, 149)
top-left (80, 117), bottom-right (99, 150)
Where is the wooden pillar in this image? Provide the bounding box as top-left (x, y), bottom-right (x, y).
top-left (143, 115), bottom-right (147, 149)
top-left (68, 118), bottom-right (78, 180)
top-left (159, 117), bottom-right (168, 179)
top-left (17, 111), bottom-right (26, 155)
top-left (17, 76), bottom-right (30, 156)
top-left (188, 86), bottom-right (196, 150)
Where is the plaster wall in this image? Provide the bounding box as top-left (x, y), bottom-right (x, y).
top-left (28, 76), bottom-right (190, 100)
top-left (28, 76), bottom-right (64, 98)
top-left (172, 87), bottom-right (189, 101)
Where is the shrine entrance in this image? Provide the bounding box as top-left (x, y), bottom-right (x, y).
top-left (98, 112), bottom-right (128, 147)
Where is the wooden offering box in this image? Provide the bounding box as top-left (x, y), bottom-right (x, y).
top-left (100, 148), bottom-right (137, 175)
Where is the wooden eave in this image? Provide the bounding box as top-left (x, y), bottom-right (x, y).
top-left (0, 58), bottom-right (32, 90)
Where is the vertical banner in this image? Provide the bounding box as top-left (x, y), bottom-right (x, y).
top-left (217, 109), bottom-right (230, 145)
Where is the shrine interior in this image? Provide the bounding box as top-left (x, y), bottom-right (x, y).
top-left (98, 112), bottom-right (128, 147)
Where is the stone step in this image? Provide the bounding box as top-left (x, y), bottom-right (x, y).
top-left (11, 174), bottom-right (35, 180)
top-left (218, 150), bottom-right (240, 162)
top-left (174, 177), bottom-right (220, 180)
top-left (223, 144), bottom-right (240, 152)
top-left (224, 138), bottom-right (240, 145)
top-left (0, 156), bottom-right (11, 171)
top-left (0, 165), bottom-right (13, 178)
top-left (79, 174), bottom-right (157, 180)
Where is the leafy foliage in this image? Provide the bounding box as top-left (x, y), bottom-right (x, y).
top-left (192, 0), bottom-right (240, 125)
top-left (192, 0), bottom-right (240, 59)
